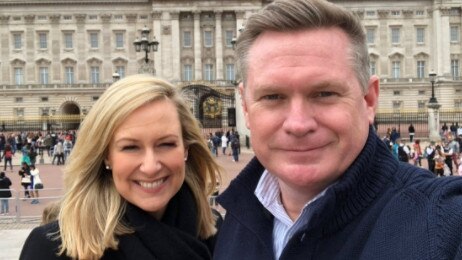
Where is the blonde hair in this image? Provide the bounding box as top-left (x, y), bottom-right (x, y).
top-left (41, 200), bottom-right (60, 226)
top-left (58, 74), bottom-right (221, 259)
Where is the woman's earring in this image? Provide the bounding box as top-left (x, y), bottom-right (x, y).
top-left (105, 165), bottom-right (111, 170)
top-left (184, 157), bottom-right (187, 161)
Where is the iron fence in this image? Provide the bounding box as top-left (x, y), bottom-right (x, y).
top-left (375, 109), bottom-right (462, 140)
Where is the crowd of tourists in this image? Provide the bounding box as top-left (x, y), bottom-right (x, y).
top-left (382, 124), bottom-right (462, 176)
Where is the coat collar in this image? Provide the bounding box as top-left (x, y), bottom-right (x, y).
top-left (117, 183), bottom-right (211, 260)
top-left (217, 127), bottom-right (400, 236)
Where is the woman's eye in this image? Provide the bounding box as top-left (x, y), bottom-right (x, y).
top-left (121, 145), bottom-right (137, 151)
top-left (160, 142), bottom-right (177, 147)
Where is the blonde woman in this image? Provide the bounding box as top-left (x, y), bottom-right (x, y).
top-left (20, 74), bottom-right (222, 259)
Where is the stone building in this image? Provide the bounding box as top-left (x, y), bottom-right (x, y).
top-left (0, 0), bottom-right (461, 136)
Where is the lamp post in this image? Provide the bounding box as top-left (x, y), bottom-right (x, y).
top-left (429, 71), bottom-right (437, 103)
top-left (427, 71), bottom-right (441, 141)
top-left (112, 71), bottom-right (120, 82)
top-left (133, 25), bottom-right (159, 75)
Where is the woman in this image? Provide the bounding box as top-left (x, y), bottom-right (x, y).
top-left (412, 139), bottom-right (422, 167)
top-left (18, 162), bottom-right (32, 199)
top-left (434, 145), bottom-right (445, 177)
top-left (0, 171), bottom-right (12, 215)
top-left (20, 75), bottom-right (222, 259)
top-left (29, 165), bottom-right (43, 204)
top-left (2, 144), bottom-right (13, 172)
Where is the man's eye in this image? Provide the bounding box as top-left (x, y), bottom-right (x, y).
top-left (262, 94), bottom-right (282, 100)
top-left (317, 92), bottom-right (336, 97)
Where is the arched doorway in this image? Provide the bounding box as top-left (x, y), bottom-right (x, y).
top-left (61, 102), bottom-right (81, 130)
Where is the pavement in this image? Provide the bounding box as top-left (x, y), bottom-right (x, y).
top-left (0, 148), bottom-right (256, 259)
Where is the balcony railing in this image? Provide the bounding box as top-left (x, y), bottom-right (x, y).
top-left (0, 83), bottom-right (112, 90)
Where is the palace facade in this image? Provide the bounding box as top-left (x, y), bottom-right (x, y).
top-left (0, 0), bottom-right (461, 136)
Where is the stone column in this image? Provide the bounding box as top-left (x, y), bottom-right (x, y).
top-left (152, 11), bottom-right (163, 77)
top-left (193, 11), bottom-right (202, 80)
top-left (49, 15), bottom-right (61, 82)
top-left (101, 13), bottom-right (112, 82)
top-left (24, 15), bottom-right (36, 83)
top-left (75, 14), bottom-right (87, 82)
top-left (0, 16), bottom-right (10, 82)
top-left (428, 102), bottom-right (441, 142)
top-left (215, 11), bottom-right (223, 80)
top-left (171, 11), bottom-right (181, 81)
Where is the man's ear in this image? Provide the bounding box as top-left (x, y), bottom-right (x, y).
top-left (239, 82), bottom-right (250, 129)
top-left (364, 75), bottom-right (379, 125)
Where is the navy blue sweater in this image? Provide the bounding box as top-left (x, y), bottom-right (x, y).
top-left (215, 130), bottom-right (462, 260)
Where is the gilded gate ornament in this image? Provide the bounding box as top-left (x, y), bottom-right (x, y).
top-left (203, 96), bottom-right (222, 119)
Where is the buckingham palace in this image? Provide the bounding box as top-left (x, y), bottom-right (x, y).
top-left (0, 0), bottom-right (461, 138)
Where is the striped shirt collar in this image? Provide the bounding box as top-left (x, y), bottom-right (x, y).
top-left (255, 169), bottom-right (333, 258)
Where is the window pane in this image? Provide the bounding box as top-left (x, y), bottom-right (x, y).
top-left (204, 31), bottom-right (213, 47)
top-left (64, 33), bottom-right (73, 48)
top-left (39, 33), bottom-right (48, 48)
top-left (39, 67), bottom-right (49, 84)
top-left (226, 64), bottom-right (235, 81)
top-left (416, 28), bottom-right (425, 44)
top-left (451, 26), bottom-right (460, 42)
top-left (392, 61), bottom-right (400, 78)
top-left (116, 66), bottom-right (125, 78)
top-left (183, 31), bottom-right (191, 47)
top-left (14, 34), bottom-right (22, 49)
top-left (90, 33), bottom-right (99, 48)
top-left (91, 66), bottom-right (100, 83)
top-left (65, 67), bottom-right (74, 84)
top-left (391, 28), bottom-right (400, 44)
top-left (451, 59), bottom-right (459, 79)
top-left (366, 28), bottom-right (375, 44)
top-left (115, 33), bottom-right (124, 48)
top-left (417, 61), bottom-right (425, 78)
top-left (225, 30), bottom-right (234, 47)
top-left (183, 64), bottom-right (192, 81)
top-left (15, 68), bottom-right (24, 85)
top-left (370, 61), bottom-right (376, 76)
top-left (204, 64), bottom-right (214, 80)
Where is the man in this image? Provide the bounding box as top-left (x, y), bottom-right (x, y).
top-left (408, 123), bottom-right (415, 142)
top-left (214, 0), bottom-right (462, 259)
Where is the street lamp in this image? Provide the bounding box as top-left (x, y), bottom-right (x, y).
top-left (133, 25), bottom-right (159, 74)
top-left (112, 71), bottom-right (120, 82)
top-left (429, 71), bottom-right (437, 103)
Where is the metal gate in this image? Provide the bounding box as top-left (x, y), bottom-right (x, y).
top-left (180, 84), bottom-right (236, 132)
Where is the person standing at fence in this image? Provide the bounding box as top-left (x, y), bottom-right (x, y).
top-left (230, 133), bottom-right (240, 162)
top-left (412, 139), bottom-right (422, 167)
top-left (221, 133), bottom-right (228, 156)
top-left (425, 141), bottom-right (436, 174)
top-left (20, 74), bottom-right (222, 260)
top-left (30, 165), bottom-right (43, 204)
top-left (408, 124), bottom-right (415, 142)
top-left (2, 144), bottom-right (13, 172)
top-left (52, 141), bottom-right (64, 165)
top-left (63, 138), bottom-right (73, 162)
top-left (0, 171), bottom-right (12, 215)
top-left (20, 143), bottom-right (31, 166)
top-left (18, 162), bottom-right (32, 199)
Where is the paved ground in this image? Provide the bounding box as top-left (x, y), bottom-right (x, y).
top-left (0, 148), bottom-right (255, 259)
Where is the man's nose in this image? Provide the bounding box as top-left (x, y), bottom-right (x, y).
top-left (282, 98), bottom-right (317, 137)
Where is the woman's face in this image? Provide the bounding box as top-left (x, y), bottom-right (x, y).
top-left (107, 99), bottom-right (188, 220)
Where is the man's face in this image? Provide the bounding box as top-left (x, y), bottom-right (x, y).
top-left (241, 28), bottom-right (379, 195)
